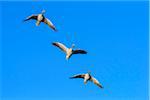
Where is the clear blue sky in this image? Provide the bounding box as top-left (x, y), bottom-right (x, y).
top-left (1, 1), bottom-right (149, 100)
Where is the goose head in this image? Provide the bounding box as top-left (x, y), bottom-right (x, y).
top-left (71, 44), bottom-right (75, 49)
top-left (41, 10), bottom-right (46, 14)
top-left (87, 70), bottom-right (91, 75)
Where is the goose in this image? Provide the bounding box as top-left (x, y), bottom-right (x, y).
top-left (52, 42), bottom-right (87, 60)
top-left (70, 71), bottom-right (103, 88)
top-left (24, 10), bottom-right (57, 31)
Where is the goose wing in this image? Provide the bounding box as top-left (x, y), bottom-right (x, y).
top-left (24, 14), bottom-right (37, 21)
top-left (90, 77), bottom-right (103, 88)
top-left (73, 49), bottom-right (87, 54)
top-left (70, 74), bottom-right (85, 79)
top-left (43, 18), bottom-right (57, 31)
top-left (52, 42), bottom-right (68, 53)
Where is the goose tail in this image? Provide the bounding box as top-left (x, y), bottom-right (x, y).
top-left (36, 21), bottom-right (40, 26)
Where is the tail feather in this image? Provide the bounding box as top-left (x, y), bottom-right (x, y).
top-left (36, 21), bottom-right (40, 26)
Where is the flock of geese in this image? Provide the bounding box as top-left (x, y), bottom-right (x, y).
top-left (24, 10), bottom-right (103, 89)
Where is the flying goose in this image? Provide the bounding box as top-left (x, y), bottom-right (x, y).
top-left (52, 42), bottom-right (87, 60)
top-left (24, 10), bottom-right (57, 31)
top-left (70, 71), bottom-right (103, 88)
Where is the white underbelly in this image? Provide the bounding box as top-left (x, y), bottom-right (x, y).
top-left (37, 14), bottom-right (43, 21)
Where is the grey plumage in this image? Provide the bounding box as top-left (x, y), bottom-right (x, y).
top-left (70, 72), bottom-right (103, 88)
top-left (24, 10), bottom-right (57, 31)
top-left (52, 42), bottom-right (87, 60)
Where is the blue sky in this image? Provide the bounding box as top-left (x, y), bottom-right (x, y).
top-left (0, 1), bottom-right (149, 100)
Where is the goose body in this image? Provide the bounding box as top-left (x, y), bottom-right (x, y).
top-left (83, 73), bottom-right (91, 84)
top-left (36, 14), bottom-right (44, 26)
top-left (66, 48), bottom-right (73, 60)
top-left (52, 42), bottom-right (87, 60)
top-left (24, 10), bottom-right (57, 31)
top-left (70, 72), bottom-right (103, 88)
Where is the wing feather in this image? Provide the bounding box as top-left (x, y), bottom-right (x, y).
top-left (90, 77), bottom-right (103, 88)
top-left (24, 15), bottom-right (37, 21)
top-left (70, 74), bottom-right (85, 79)
top-left (73, 50), bottom-right (87, 54)
top-left (52, 42), bottom-right (68, 53)
top-left (43, 18), bottom-right (57, 31)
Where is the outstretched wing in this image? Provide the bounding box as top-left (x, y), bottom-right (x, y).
top-left (52, 42), bottom-right (68, 53)
top-left (73, 49), bottom-right (87, 54)
top-left (90, 77), bottom-right (103, 88)
top-left (24, 14), bottom-right (37, 21)
top-left (70, 74), bottom-right (85, 79)
top-left (43, 18), bottom-right (57, 31)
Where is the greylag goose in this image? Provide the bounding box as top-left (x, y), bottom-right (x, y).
top-left (24, 10), bottom-right (57, 31)
top-left (52, 42), bottom-right (87, 60)
top-left (70, 71), bottom-right (103, 88)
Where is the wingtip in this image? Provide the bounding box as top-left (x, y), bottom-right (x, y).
top-left (54, 28), bottom-right (58, 32)
top-left (83, 50), bottom-right (87, 54)
top-left (23, 19), bottom-right (27, 22)
top-left (52, 42), bottom-right (56, 45)
top-left (69, 77), bottom-right (74, 79)
top-left (99, 85), bottom-right (104, 89)
top-left (100, 86), bottom-right (104, 89)
top-left (51, 26), bottom-right (58, 32)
